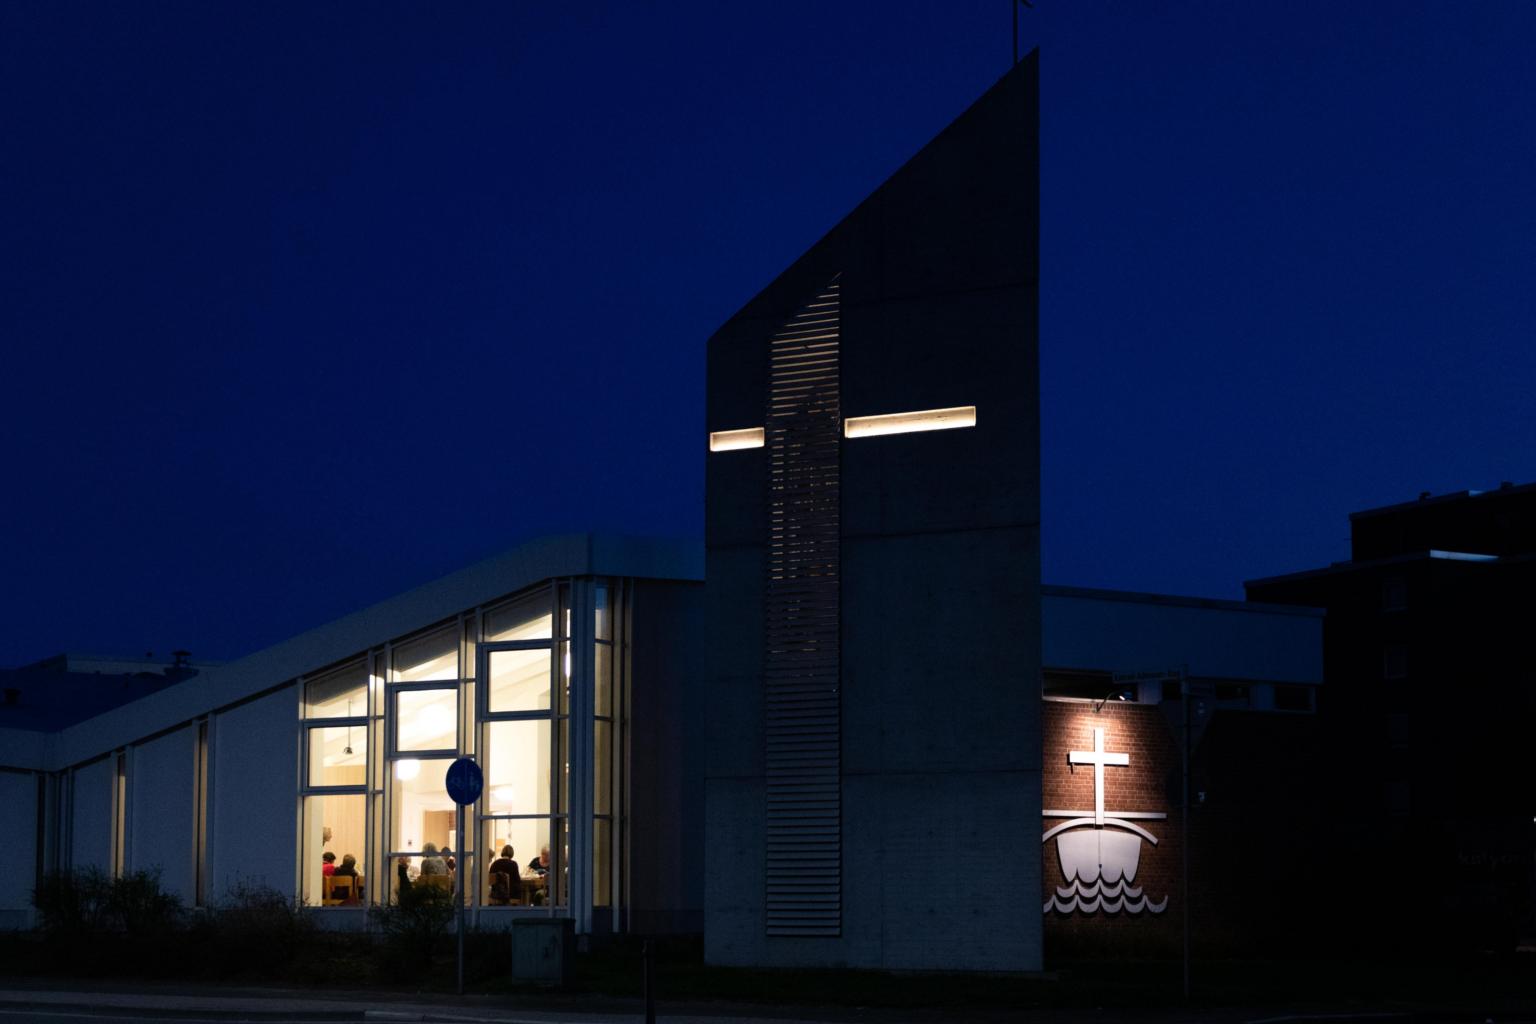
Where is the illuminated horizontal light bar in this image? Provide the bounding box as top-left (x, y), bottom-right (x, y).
top-left (709, 427), bottom-right (765, 452)
top-left (843, 405), bottom-right (977, 439)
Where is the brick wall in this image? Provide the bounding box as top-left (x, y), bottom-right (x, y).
top-left (1041, 698), bottom-right (1325, 959)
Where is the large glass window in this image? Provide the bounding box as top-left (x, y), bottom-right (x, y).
top-left (477, 585), bottom-right (564, 910)
top-left (394, 625), bottom-right (458, 682)
top-left (389, 756), bottom-right (456, 856)
top-left (487, 648), bottom-right (551, 714)
top-left (482, 818), bottom-right (555, 906)
top-left (304, 661), bottom-right (367, 718)
top-left (592, 581), bottom-right (619, 909)
top-left (485, 590), bottom-right (553, 642)
top-left (294, 580), bottom-right (626, 921)
top-left (303, 793), bottom-right (366, 905)
top-left (302, 660), bottom-right (370, 908)
top-left (307, 725), bottom-right (366, 787)
top-left (394, 688), bottom-right (458, 753)
top-left (484, 720), bottom-right (552, 815)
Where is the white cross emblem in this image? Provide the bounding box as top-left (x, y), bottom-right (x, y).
top-left (1068, 727), bottom-right (1130, 826)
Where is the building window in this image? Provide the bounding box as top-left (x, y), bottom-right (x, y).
top-left (111, 751), bottom-right (127, 878)
top-left (1382, 645), bottom-right (1408, 680)
top-left (300, 659), bottom-right (370, 906)
top-left (478, 585), bottom-right (566, 909)
top-left (292, 579), bottom-right (623, 925)
top-left (393, 688), bottom-right (458, 754)
top-left (385, 623), bottom-right (468, 900)
top-left (1381, 577), bottom-right (1407, 612)
top-left (194, 719), bottom-right (210, 907)
top-left (304, 661), bottom-right (367, 718)
top-left (303, 793), bottom-right (366, 904)
top-left (593, 581), bottom-right (622, 909)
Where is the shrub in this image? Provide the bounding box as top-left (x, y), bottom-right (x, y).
top-left (201, 879), bottom-right (312, 974)
top-left (32, 867), bottom-right (114, 937)
top-left (369, 882), bottom-right (455, 979)
top-left (111, 869), bottom-right (183, 937)
top-left (32, 867), bottom-right (181, 938)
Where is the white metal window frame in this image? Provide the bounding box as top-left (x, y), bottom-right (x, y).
top-left (475, 633), bottom-right (566, 916)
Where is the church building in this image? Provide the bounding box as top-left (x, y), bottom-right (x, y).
top-left (0, 53), bottom-right (1332, 970)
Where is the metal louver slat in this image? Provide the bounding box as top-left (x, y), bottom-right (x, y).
top-left (764, 275), bottom-right (842, 939)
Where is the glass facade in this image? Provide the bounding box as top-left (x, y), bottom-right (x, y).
top-left (295, 578), bottom-right (626, 929)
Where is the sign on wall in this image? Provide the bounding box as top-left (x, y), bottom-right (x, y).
top-left (1042, 725), bottom-right (1168, 915)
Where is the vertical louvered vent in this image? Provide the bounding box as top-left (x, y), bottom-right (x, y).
top-left (764, 276), bottom-right (842, 937)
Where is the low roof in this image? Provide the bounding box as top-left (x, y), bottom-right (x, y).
top-left (1043, 584), bottom-right (1324, 685)
top-left (1, 533), bottom-right (700, 772)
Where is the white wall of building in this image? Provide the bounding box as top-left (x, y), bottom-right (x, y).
top-left (1042, 587), bottom-right (1324, 683)
top-left (208, 688), bottom-right (297, 901)
top-left (0, 771), bottom-right (38, 928)
top-left (128, 725), bottom-right (195, 901)
top-left (70, 757), bottom-right (114, 872)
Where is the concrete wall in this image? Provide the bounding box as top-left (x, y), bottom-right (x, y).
top-left (128, 725), bottom-right (196, 901)
top-left (704, 56), bottom-right (1041, 971)
top-left (70, 756), bottom-right (114, 873)
top-left (0, 771), bottom-right (38, 928)
top-left (209, 687), bottom-right (297, 899)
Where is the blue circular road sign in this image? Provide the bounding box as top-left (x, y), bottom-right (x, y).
top-left (444, 757), bottom-right (484, 806)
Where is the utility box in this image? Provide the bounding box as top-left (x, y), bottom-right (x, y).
top-left (511, 917), bottom-right (574, 985)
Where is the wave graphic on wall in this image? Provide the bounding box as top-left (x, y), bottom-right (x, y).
top-left (1043, 824), bottom-right (1167, 915)
top-left (1045, 879), bottom-right (1168, 915)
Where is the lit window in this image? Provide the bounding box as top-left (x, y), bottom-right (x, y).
top-left (394, 688), bottom-right (458, 752)
top-left (843, 405), bottom-right (976, 438)
top-left (709, 427), bottom-right (765, 451)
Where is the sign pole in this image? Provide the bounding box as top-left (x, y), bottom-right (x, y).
top-left (443, 756), bottom-right (483, 998)
top-left (456, 800), bottom-right (465, 996)
top-left (1180, 666), bottom-right (1190, 1002)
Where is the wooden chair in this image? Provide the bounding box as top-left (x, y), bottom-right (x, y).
top-left (322, 875), bottom-right (351, 905)
top-left (489, 872), bottom-right (519, 906)
top-left (322, 875), bottom-right (363, 906)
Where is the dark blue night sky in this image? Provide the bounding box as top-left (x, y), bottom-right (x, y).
top-left (4, 2), bottom-right (1534, 667)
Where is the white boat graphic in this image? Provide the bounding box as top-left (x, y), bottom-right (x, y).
top-left (1042, 726), bottom-right (1168, 915)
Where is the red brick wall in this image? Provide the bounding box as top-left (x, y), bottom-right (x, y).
top-left (1042, 698), bottom-right (1326, 959)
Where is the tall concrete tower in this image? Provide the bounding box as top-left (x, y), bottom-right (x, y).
top-left (702, 54), bottom-right (1042, 971)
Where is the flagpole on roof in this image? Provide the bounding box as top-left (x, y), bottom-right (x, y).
top-left (1013, 0), bottom-right (1034, 67)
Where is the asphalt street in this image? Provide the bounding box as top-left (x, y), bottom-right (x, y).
top-left (2, 986), bottom-right (1535, 1024)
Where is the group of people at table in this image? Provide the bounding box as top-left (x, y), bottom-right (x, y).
top-left (318, 843), bottom-right (552, 906)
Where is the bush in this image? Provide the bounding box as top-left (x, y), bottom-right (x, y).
top-left (111, 869), bottom-right (183, 937)
top-left (32, 867), bottom-right (181, 938)
top-left (32, 867), bottom-right (114, 937)
top-left (199, 879), bottom-right (312, 974)
top-left (369, 882), bottom-right (455, 979)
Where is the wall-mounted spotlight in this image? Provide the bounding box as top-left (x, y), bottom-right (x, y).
top-left (1093, 685), bottom-right (1136, 713)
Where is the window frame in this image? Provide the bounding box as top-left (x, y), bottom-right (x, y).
top-left (476, 636), bottom-right (566, 912)
top-left (387, 681), bottom-right (461, 759)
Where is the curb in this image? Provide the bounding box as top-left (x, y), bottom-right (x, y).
top-left (0, 1001), bottom-right (366, 1021)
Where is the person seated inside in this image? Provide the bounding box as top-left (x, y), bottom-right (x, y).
top-left (396, 859), bottom-right (412, 896)
top-left (488, 845), bottom-right (519, 905)
top-left (526, 845), bottom-right (552, 877)
top-left (418, 842), bottom-right (448, 877)
top-left (321, 851), bottom-right (337, 876)
top-left (331, 853), bottom-right (361, 903)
